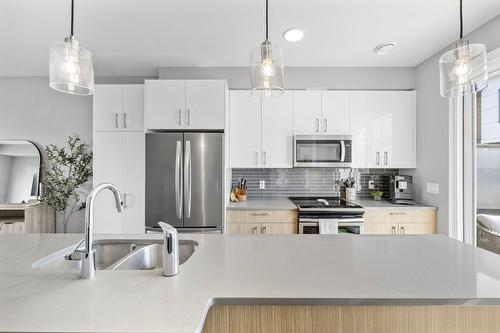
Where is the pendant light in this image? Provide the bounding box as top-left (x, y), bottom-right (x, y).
top-left (250, 0), bottom-right (284, 98)
top-left (439, 0), bottom-right (487, 97)
top-left (49, 0), bottom-right (94, 96)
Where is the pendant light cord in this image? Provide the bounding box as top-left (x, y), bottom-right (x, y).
top-left (265, 0), bottom-right (269, 40)
top-left (70, 0), bottom-right (74, 36)
top-left (459, 0), bottom-right (463, 39)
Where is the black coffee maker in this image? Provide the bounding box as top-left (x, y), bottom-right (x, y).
top-left (390, 175), bottom-right (415, 205)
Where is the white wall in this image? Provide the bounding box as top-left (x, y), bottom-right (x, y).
top-left (0, 77), bottom-right (92, 231)
top-left (5, 156), bottom-right (38, 203)
top-left (0, 156), bottom-right (12, 202)
top-left (409, 14), bottom-right (500, 235)
top-left (159, 67), bottom-right (416, 90)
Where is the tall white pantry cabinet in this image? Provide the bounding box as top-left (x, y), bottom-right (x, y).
top-left (93, 84), bottom-right (145, 234)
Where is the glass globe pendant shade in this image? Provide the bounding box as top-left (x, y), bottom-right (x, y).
top-left (250, 40), bottom-right (284, 98)
top-left (49, 36), bottom-right (94, 96)
top-left (439, 40), bottom-right (488, 97)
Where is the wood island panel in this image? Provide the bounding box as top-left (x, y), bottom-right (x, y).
top-left (202, 305), bottom-right (500, 333)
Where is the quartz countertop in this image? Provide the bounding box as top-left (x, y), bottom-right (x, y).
top-left (2, 233), bottom-right (500, 332)
top-left (226, 198), bottom-right (436, 211)
top-left (353, 199), bottom-right (437, 210)
top-left (226, 198), bottom-right (298, 210)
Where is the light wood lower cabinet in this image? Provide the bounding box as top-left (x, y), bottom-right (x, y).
top-left (226, 210), bottom-right (298, 235)
top-left (227, 223), bottom-right (297, 235)
top-left (202, 304), bottom-right (500, 333)
top-left (363, 208), bottom-right (437, 235)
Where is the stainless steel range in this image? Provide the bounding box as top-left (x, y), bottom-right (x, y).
top-left (289, 197), bottom-right (365, 234)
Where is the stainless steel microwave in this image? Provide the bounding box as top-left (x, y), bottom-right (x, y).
top-left (294, 135), bottom-right (352, 167)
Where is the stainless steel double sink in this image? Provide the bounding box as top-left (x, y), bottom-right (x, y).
top-left (32, 239), bottom-right (198, 271)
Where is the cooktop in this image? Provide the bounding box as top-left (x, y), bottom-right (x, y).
top-left (288, 196), bottom-right (363, 210)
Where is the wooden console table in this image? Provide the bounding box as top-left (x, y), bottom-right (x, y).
top-left (0, 203), bottom-right (54, 233)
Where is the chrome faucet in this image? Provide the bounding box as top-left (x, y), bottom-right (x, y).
top-left (158, 222), bottom-right (179, 276)
top-left (80, 183), bottom-right (123, 280)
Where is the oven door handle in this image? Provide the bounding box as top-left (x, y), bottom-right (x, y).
top-left (340, 140), bottom-right (346, 162)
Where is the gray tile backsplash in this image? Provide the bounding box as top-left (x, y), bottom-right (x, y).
top-left (232, 168), bottom-right (399, 199)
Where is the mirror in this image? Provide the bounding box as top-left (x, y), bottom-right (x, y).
top-left (0, 141), bottom-right (41, 203)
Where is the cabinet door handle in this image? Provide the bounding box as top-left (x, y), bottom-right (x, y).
top-left (254, 152), bottom-right (259, 165)
top-left (115, 113), bottom-right (120, 128)
top-left (262, 151), bottom-right (267, 166)
top-left (123, 113), bottom-right (128, 129)
top-left (384, 152), bottom-right (388, 165)
top-left (390, 212), bottom-right (407, 215)
top-left (186, 109), bottom-right (191, 126)
top-left (178, 109), bottom-right (182, 126)
top-left (252, 227), bottom-right (258, 234)
top-left (262, 226), bottom-right (267, 234)
top-left (315, 118), bottom-right (320, 133)
top-left (400, 226), bottom-right (405, 234)
top-left (250, 213), bottom-right (269, 216)
top-left (376, 152), bottom-right (380, 165)
top-left (391, 226), bottom-right (396, 234)
top-left (323, 119), bottom-right (328, 133)
top-left (122, 193), bottom-right (128, 208)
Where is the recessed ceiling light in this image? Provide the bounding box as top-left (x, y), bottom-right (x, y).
top-left (374, 42), bottom-right (396, 55)
top-left (283, 28), bottom-right (304, 42)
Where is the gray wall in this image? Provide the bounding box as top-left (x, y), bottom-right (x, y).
top-left (409, 14), bottom-right (500, 235)
top-left (159, 67), bottom-right (416, 90)
top-left (0, 77), bottom-right (92, 231)
top-left (0, 76), bottom-right (154, 232)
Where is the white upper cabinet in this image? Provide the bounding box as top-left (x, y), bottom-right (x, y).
top-left (293, 91), bottom-right (322, 135)
top-left (121, 85), bottom-right (145, 131)
top-left (145, 79), bottom-right (226, 130)
top-left (293, 90), bottom-right (351, 136)
top-left (229, 90), bottom-right (293, 168)
top-left (94, 85), bottom-right (122, 132)
top-left (229, 91), bottom-right (262, 168)
top-left (145, 80), bottom-right (185, 130)
top-left (185, 80), bottom-right (226, 129)
top-left (381, 91), bottom-right (416, 168)
top-left (94, 84), bottom-right (144, 132)
top-left (321, 91), bottom-right (351, 135)
top-left (262, 93), bottom-right (294, 168)
top-left (351, 91), bottom-right (416, 169)
top-left (351, 91), bottom-right (382, 168)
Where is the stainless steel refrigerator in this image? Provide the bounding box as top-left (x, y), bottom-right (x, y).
top-left (145, 132), bottom-right (224, 233)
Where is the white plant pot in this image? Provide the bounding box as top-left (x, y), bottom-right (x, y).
top-left (346, 188), bottom-right (357, 202)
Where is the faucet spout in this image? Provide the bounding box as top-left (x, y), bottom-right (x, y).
top-left (81, 183), bottom-right (123, 280)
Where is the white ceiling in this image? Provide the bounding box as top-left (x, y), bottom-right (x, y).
top-left (1, 0), bottom-right (500, 77)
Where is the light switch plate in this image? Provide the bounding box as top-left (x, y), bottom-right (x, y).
top-left (259, 180), bottom-right (265, 189)
top-left (426, 183), bottom-right (439, 194)
top-left (368, 180), bottom-right (375, 190)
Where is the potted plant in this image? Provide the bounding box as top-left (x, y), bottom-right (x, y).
top-left (371, 191), bottom-right (384, 201)
top-left (40, 135), bottom-right (92, 233)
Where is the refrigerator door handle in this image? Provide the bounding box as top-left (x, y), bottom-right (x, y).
top-left (175, 141), bottom-right (183, 219)
top-left (184, 140), bottom-right (192, 219)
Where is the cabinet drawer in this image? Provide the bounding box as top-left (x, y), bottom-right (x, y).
top-left (226, 223), bottom-right (261, 235)
top-left (362, 223), bottom-right (397, 235)
top-left (226, 222), bottom-right (297, 235)
top-left (226, 210), bottom-right (298, 223)
top-left (364, 209), bottom-right (436, 224)
top-left (398, 222), bottom-right (435, 235)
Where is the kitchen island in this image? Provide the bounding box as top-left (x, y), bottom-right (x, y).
top-left (1, 233), bottom-right (500, 332)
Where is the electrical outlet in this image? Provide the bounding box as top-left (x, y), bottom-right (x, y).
top-left (259, 180), bottom-right (266, 189)
top-left (368, 180), bottom-right (375, 190)
top-left (426, 183), bottom-right (440, 194)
